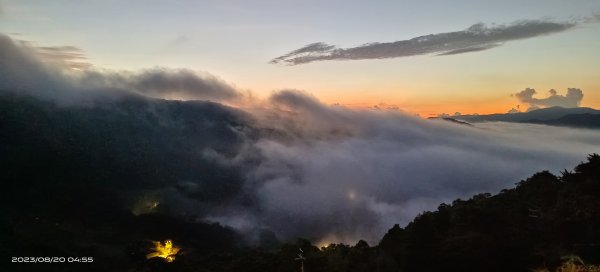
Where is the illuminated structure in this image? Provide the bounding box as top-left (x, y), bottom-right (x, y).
top-left (146, 239), bottom-right (180, 262)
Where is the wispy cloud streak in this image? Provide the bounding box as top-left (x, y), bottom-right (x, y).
top-left (34, 45), bottom-right (92, 69)
top-left (271, 19), bottom-right (580, 65)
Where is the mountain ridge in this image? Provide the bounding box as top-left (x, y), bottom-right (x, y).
top-left (455, 106), bottom-right (600, 128)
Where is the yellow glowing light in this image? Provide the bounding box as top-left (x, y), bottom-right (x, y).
top-left (347, 190), bottom-right (357, 200)
top-left (146, 240), bottom-right (180, 262)
top-left (318, 240), bottom-right (332, 249)
top-left (148, 201), bottom-right (159, 209)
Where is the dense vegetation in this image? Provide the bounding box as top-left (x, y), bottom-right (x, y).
top-left (376, 154), bottom-right (600, 271)
top-left (1, 93), bottom-right (599, 271)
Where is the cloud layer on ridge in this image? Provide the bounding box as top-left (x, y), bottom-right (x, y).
top-left (207, 90), bottom-right (600, 244)
top-left (0, 34), bottom-right (241, 103)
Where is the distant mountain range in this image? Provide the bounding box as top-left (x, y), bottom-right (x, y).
top-left (454, 107), bottom-right (600, 129)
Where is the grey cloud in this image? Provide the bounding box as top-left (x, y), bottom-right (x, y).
top-left (583, 13), bottom-right (600, 23)
top-left (262, 89), bottom-right (359, 141)
top-left (0, 33), bottom-right (241, 103)
top-left (130, 68), bottom-right (239, 101)
top-left (515, 87), bottom-right (584, 109)
top-left (270, 89), bottom-right (323, 110)
top-left (269, 42), bottom-right (336, 64)
top-left (436, 43), bottom-right (501, 56)
top-left (34, 45), bottom-right (92, 70)
top-left (207, 91), bottom-right (600, 244)
top-left (271, 19), bottom-right (578, 65)
top-left (79, 68), bottom-right (241, 101)
top-left (0, 34), bottom-right (72, 101)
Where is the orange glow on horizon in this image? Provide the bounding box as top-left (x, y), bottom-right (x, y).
top-left (326, 100), bottom-right (516, 117)
top-left (317, 86), bottom-right (600, 117)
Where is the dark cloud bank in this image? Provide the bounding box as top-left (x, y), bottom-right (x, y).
top-left (271, 18), bottom-right (587, 65)
top-left (0, 35), bottom-right (241, 104)
top-left (2, 34), bottom-right (600, 245)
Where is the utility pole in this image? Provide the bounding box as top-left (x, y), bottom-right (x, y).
top-left (295, 248), bottom-right (306, 272)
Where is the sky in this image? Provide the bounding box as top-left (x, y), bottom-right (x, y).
top-left (1, 0), bottom-right (600, 116)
